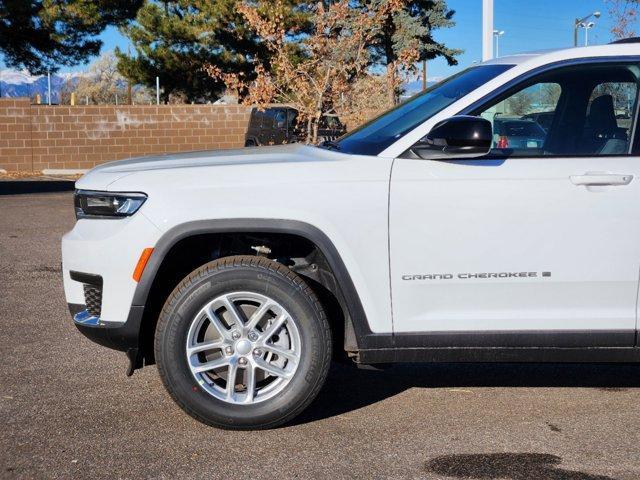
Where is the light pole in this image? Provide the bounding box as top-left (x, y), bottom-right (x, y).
top-left (47, 70), bottom-right (51, 105)
top-left (493, 30), bottom-right (505, 58)
top-left (574, 11), bottom-right (600, 46)
top-left (582, 21), bottom-right (595, 46)
top-left (482, 0), bottom-right (494, 61)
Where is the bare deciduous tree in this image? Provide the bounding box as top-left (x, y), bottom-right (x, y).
top-left (206, 0), bottom-right (417, 143)
top-left (606, 0), bottom-right (638, 40)
top-left (64, 52), bottom-right (155, 105)
top-left (506, 91), bottom-right (533, 117)
top-left (73, 52), bottom-right (126, 104)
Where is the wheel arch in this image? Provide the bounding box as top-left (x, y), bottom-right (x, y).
top-left (132, 219), bottom-right (388, 366)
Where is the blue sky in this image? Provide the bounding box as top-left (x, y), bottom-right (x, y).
top-left (0, 0), bottom-right (626, 78)
top-left (427, 0), bottom-right (619, 78)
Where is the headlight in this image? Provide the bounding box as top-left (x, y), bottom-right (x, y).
top-left (74, 190), bottom-right (147, 219)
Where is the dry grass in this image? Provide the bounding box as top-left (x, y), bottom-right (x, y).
top-left (0, 171), bottom-right (83, 181)
top-left (1, 170), bottom-right (43, 179)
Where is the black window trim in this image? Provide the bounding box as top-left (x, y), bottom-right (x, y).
top-left (406, 56), bottom-right (640, 160)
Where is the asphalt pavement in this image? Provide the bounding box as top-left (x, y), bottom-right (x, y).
top-left (1, 192), bottom-right (639, 479)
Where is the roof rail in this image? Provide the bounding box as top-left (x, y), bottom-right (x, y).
top-left (610, 37), bottom-right (640, 44)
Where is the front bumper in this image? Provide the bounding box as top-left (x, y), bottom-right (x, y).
top-left (61, 211), bottom-right (161, 326)
top-left (69, 303), bottom-right (144, 352)
top-left (69, 303), bottom-right (145, 375)
top-left (61, 195), bottom-right (162, 375)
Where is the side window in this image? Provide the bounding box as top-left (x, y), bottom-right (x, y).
top-left (323, 115), bottom-right (340, 129)
top-left (263, 108), bottom-right (278, 127)
top-left (473, 63), bottom-right (640, 157)
top-left (585, 82), bottom-right (637, 154)
top-left (250, 109), bottom-right (262, 129)
top-left (274, 110), bottom-right (286, 127)
top-left (479, 82), bottom-right (560, 152)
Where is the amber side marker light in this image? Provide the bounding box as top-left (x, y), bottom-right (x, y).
top-left (133, 248), bottom-right (154, 282)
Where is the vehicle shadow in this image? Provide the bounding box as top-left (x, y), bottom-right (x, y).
top-left (293, 361), bottom-right (640, 426)
top-left (425, 453), bottom-right (616, 480)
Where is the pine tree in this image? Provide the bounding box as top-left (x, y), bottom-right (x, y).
top-left (363, 0), bottom-right (462, 104)
top-left (116, 0), bottom-right (310, 103)
top-left (0, 0), bottom-right (143, 74)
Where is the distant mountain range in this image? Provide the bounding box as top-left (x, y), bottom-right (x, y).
top-left (0, 68), bottom-right (444, 104)
top-left (404, 77), bottom-right (443, 95)
top-left (0, 70), bottom-right (82, 103)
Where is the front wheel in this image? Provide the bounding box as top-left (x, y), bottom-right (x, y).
top-left (155, 256), bottom-right (332, 429)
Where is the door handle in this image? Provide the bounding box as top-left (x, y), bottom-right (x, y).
top-left (570, 173), bottom-right (633, 186)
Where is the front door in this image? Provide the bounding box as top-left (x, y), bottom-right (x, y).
top-left (389, 60), bottom-right (640, 347)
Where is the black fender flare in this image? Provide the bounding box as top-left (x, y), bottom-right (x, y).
top-left (132, 219), bottom-right (392, 350)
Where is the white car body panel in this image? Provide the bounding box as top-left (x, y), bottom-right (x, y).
top-left (390, 155), bottom-right (640, 334)
top-left (62, 213), bottom-right (162, 323)
top-left (67, 144), bottom-right (394, 332)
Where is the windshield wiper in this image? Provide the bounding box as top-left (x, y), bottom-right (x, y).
top-left (319, 140), bottom-right (341, 151)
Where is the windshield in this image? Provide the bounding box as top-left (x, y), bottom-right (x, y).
top-left (334, 64), bottom-right (513, 155)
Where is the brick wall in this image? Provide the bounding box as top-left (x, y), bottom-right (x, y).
top-left (0, 98), bottom-right (251, 172)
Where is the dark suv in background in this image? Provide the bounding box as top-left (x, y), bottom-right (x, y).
top-left (244, 106), bottom-right (346, 146)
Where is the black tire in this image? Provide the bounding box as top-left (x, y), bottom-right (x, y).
top-left (155, 255), bottom-right (332, 429)
top-left (244, 139), bottom-right (257, 147)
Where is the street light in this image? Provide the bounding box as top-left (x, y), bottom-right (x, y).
top-left (581, 21), bottom-right (595, 46)
top-left (493, 30), bottom-right (505, 57)
top-left (574, 11), bottom-right (600, 46)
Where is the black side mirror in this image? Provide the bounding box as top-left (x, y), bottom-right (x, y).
top-left (411, 115), bottom-right (493, 160)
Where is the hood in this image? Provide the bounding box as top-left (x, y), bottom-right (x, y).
top-left (75, 144), bottom-right (339, 191)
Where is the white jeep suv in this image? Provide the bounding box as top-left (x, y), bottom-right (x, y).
top-left (63, 41), bottom-right (640, 429)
